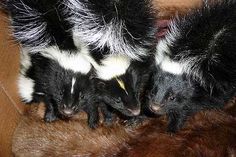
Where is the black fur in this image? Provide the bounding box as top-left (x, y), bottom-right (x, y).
top-left (75, 88), bottom-right (114, 128)
top-left (80, 57), bottom-right (155, 127)
top-left (147, 68), bottom-right (234, 132)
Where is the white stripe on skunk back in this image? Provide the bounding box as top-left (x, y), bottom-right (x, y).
top-left (39, 46), bottom-right (92, 74)
top-left (94, 55), bottom-right (131, 80)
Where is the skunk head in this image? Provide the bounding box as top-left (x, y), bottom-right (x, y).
top-left (52, 74), bottom-right (91, 117)
top-left (147, 69), bottom-right (198, 115)
top-left (19, 51), bottom-right (92, 118)
top-left (91, 68), bottom-right (143, 116)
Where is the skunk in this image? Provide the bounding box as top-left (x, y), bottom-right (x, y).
top-left (80, 56), bottom-right (155, 127)
top-left (148, 0), bottom-right (236, 132)
top-left (64, 0), bottom-right (156, 60)
top-left (148, 67), bottom-right (232, 132)
top-left (18, 47), bottom-right (93, 122)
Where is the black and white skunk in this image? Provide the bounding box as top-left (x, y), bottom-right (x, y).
top-left (148, 0), bottom-right (236, 132)
top-left (18, 46), bottom-right (94, 122)
top-left (64, 0), bottom-right (156, 60)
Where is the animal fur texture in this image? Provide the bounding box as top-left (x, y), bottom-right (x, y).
top-left (149, 0), bottom-right (236, 132)
top-left (12, 100), bottom-right (236, 157)
top-left (64, 0), bottom-right (157, 60)
top-left (5, 0), bottom-right (76, 50)
top-left (147, 67), bottom-right (232, 132)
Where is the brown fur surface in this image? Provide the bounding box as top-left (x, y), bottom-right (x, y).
top-left (12, 104), bottom-right (141, 157)
top-left (13, 99), bottom-right (236, 157)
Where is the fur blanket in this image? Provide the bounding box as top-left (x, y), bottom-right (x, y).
top-left (12, 98), bottom-right (236, 157)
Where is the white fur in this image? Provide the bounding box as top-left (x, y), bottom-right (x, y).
top-left (18, 48), bottom-right (35, 102)
top-left (39, 46), bottom-right (92, 74)
top-left (64, 0), bottom-right (147, 60)
top-left (18, 74), bottom-right (35, 103)
top-left (155, 40), bottom-right (183, 75)
top-left (160, 59), bottom-right (184, 75)
top-left (20, 48), bottom-right (32, 74)
top-left (155, 20), bottom-right (184, 75)
top-left (71, 77), bottom-right (76, 94)
top-left (95, 55), bottom-right (131, 80)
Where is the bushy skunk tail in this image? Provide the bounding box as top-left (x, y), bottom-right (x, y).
top-left (65, 0), bottom-right (156, 60)
top-left (5, 0), bottom-right (71, 49)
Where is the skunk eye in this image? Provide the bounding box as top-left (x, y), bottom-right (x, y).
top-left (60, 89), bottom-right (64, 96)
top-left (168, 95), bottom-right (176, 101)
top-left (79, 93), bottom-right (85, 99)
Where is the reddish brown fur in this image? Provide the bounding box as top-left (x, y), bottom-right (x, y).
top-left (13, 99), bottom-right (236, 157)
top-left (118, 99), bottom-right (236, 157)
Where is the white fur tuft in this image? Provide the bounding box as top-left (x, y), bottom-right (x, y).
top-left (71, 77), bottom-right (76, 94)
top-left (18, 74), bottom-right (35, 103)
top-left (95, 55), bottom-right (131, 80)
top-left (38, 46), bottom-right (92, 74)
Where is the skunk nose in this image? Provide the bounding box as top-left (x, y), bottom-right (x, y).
top-left (128, 108), bottom-right (141, 116)
top-left (150, 105), bottom-right (161, 112)
top-left (61, 108), bottom-right (74, 116)
top-left (150, 102), bottom-right (164, 112)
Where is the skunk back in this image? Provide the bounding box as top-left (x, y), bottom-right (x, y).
top-left (156, 0), bottom-right (236, 92)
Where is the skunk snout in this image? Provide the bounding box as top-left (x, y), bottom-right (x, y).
top-left (59, 104), bottom-right (77, 117)
top-left (149, 102), bottom-right (165, 115)
top-left (127, 108), bottom-right (141, 116)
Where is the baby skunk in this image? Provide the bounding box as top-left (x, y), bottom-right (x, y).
top-left (80, 56), bottom-right (155, 128)
top-left (148, 67), bottom-right (233, 133)
top-left (148, 0), bottom-right (236, 132)
top-left (18, 47), bottom-right (92, 122)
top-left (64, 0), bottom-right (156, 60)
